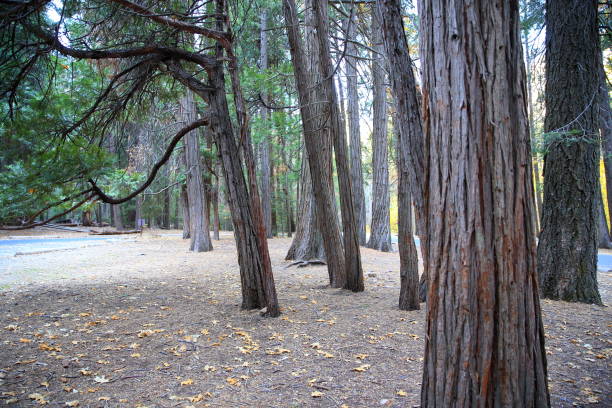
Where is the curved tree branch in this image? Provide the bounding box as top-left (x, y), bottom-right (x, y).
top-left (89, 117), bottom-right (211, 204)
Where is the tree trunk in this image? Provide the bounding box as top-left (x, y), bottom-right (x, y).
top-left (162, 187), bottom-right (171, 229)
top-left (311, 0), bottom-right (364, 292)
top-left (599, 60), bottom-right (612, 228)
top-left (286, 153), bottom-right (324, 260)
top-left (259, 9), bottom-right (273, 239)
top-left (81, 210), bottom-right (93, 227)
top-left (367, 9), bottom-right (392, 252)
top-left (379, 1), bottom-right (429, 303)
top-left (182, 0), bottom-right (279, 317)
top-left (394, 120), bottom-right (419, 311)
top-left (524, 31), bottom-right (542, 233)
top-left (283, 0), bottom-right (346, 288)
top-left (537, 0), bottom-right (602, 305)
top-left (598, 191), bottom-right (612, 248)
top-left (112, 205), bottom-right (124, 230)
top-left (180, 92), bottom-right (213, 252)
top-left (180, 184), bottom-right (190, 239)
top-left (173, 192), bottom-right (179, 229)
top-left (380, 0), bottom-right (551, 404)
top-left (280, 136), bottom-right (293, 238)
top-left (344, 7), bottom-right (367, 246)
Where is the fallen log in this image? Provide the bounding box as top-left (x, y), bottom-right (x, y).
top-left (285, 259), bottom-right (327, 268)
top-left (89, 229), bottom-right (142, 235)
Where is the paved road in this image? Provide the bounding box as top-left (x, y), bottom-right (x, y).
top-left (0, 236), bottom-right (131, 257)
top-left (391, 235), bottom-right (612, 271)
top-left (3, 235), bottom-right (612, 271)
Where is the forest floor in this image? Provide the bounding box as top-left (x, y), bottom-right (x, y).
top-left (0, 229), bottom-right (610, 407)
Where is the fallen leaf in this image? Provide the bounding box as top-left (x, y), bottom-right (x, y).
top-left (28, 393), bottom-right (48, 405)
top-left (397, 389), bottom-right (408, 396)
top-left (180, 378), bottom-right (194, 386)
top-left (352, 364), bottom-right (371, 372)
top-left (311, 391), bottom-right (324, 398)
top-left (65, 401), bottom-right (79, 407)
top-left (226, 377), bottom-right (239, 386)
top-left (94, 375), bottom-right (110, 383)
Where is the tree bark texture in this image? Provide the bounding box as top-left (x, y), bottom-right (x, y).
top-left (415, 0), bottom-right (551, 405)
top-left (217, 0), bottom-right (280, 317)
top-left (537, 0), bottom-right (602, 305)
top-left (312, 0), bottom-right (364, 292)
top-left (286, 153), bottom-right (325, 260)
top-left (259, 9), bottom-right (273, 239)
top-left (283, 0), bottom-right (346, 288)
top-left (367, 9), bottom-right (392, 252)
top-left (344, 9), bottom-right (367, 245)
top-left (378, 0), bottom-right (428, 303)
top-left (179, 91), bottom-right (213, 252)
top-left (394, 121), bottom-right (419, 310)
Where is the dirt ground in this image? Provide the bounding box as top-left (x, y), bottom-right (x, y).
top-left (0, 229), bottom-right (610, 407)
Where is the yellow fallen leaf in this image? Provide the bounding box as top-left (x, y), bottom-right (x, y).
top-left (200, 329), bottom-right (209, 335)
top-left (226, 377), bottom-right (239, 386)
top-left (354, 353), bottom-right (368, 360)
top-left (40, 381), bottom-right (49, 387)
top-left (131, 353), bottom-right (141, 358)
top-left (317, 350), bottom-right (334, 358)
top-left (19, 338), bottom-right (31, 343)
top-left (65, 401), bottom-right (79, 407)
top-left (397, 389), bottom-right (408, 396)
top-left (311, 391), bottom-right (324, 398)
top-left (189, 393), bottom-right (211, 402)
top-left (265, 347), bottom-right (291, 355)
top-left (79, 369), bottom-right (92, 376)
top-left (79, 312), bottom-right (91, 317)
top-left (28, 393), bottom-right (48, 405)
top-left (352, 364), bottom-right (371, 372)
top-left (98, 397), bottom-right (110, 401)
top-left (180, 378), bottom-right (194, 386)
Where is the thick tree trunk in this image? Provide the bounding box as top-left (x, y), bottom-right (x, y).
top-left (286, 153), bottom-right (324, 260)
top-left (394, 121), bottom-right (419, 310)
top-left (537, 0), bottom-right (602, 305)
top-left (367, 9), bottom-right (392, 252)
top-left (382, 0), bottom-right (552, 404)
top-left (180, 92), bottom-right (213, 252)
top-left (344, 7), bottom-right (367, 246)
top-left (283, 0), bottom-right (346, 288)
